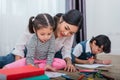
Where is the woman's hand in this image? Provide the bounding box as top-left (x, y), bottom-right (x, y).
top-left (64, 63), bottom-right (76, 72)
top-left (44, 64), bottom-right (56, 72)
top-left (64, 57), bottom-right (76, 72)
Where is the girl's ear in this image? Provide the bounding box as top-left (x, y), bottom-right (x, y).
top-left (93, 40), bottom-right (96, 45)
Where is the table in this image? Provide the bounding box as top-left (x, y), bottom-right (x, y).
top-left (51, 54), bottom-right (120, 80)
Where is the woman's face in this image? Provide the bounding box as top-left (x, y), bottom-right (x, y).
top-left (56, 21), bottom-right (78, 38)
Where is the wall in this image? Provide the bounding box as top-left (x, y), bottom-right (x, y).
top-left (0, 0), bottom-right (65, 55)
top-left (86, 0), bottom-right (120, 55)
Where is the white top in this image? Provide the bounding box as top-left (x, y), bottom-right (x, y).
top-left (12, 28), bottom-right (74, 59)
top-left (72, 40), bottom-right (92, 57)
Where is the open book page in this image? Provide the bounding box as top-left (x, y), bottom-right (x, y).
top-left (75, 64), bottom-right (112, 68)
top-left (45, 71), bottom-right (65, 78)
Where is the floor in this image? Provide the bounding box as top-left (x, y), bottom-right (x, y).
top-left (51, 54), bottom-right (120, 80)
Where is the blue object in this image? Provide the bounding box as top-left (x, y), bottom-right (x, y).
top-left (54, 46), bottom-right (63, 58)
top-left (21, 75), bottom-right (50, 80)
top-left (0, 47), bottom-right (27, 68)
top-left (61, 74), bottom-right (73, 80)
top-left (71, 40), bottom-right (96, 63)
top-left (0, 53), bottom-right (15, 68)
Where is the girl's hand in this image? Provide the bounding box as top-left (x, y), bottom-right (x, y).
top-left (102, 60), bottom-right (111, 65)
top-left (64, 63), bottom-right (76, 72)
top-left (44, 64), bottom-right (56, 72)
top-left (88, 57), bottom-right (95, 64)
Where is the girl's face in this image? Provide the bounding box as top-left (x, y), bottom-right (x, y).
top-left (56, 21), bottom-right (78, 38)
top-left (36, 27), bottom-right (53, 43)
top-left (90, 41), bottom-right (103, 54)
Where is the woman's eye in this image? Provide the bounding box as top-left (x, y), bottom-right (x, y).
top-left (70, 32), bottom-right (73, 35)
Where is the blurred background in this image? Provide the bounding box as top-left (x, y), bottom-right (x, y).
top-left (0, 0), bottom-right (120, 55)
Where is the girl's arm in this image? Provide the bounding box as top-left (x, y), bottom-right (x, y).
top-left (75, 57), bottom-right (95, 64)
top-left (26, 34), bottom-right (37, 66)
top-left (47, 34), bottom-right (55, 65)
top-left (46, 34), bottom-right (56, 71)
top-left (44, 64), bottom-right (56, 71)
top-left (94, 59), bottom-right (111, 65)
top-left (94, 55), bottom-right (111, 64)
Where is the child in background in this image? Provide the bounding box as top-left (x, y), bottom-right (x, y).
top-left (4, 13), bottom-right (66, 71)
top-left (72, 34), bottom-right (111, 64)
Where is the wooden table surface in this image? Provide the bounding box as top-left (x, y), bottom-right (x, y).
top-left (51, 54), bottom-right (120, 80)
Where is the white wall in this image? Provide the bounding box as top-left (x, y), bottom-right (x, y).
top-left (86, 0), bottom-right (120, 55)
top-left (0, 0), bottom-right (65, 55)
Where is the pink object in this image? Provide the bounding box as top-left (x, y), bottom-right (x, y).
top-left (4, 58), bottom-right (66, 70)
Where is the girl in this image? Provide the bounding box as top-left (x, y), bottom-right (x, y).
top-left (4, 13), bottom-right (66, 71)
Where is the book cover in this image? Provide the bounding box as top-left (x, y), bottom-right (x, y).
top-left (0, 65), bottom-right (44, 80)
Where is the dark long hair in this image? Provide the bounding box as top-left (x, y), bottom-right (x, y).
top-left (54, 9), bottom-right (83, 31)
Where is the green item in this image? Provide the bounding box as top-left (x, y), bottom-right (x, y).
top-left (21, 74), bottom-right (50, 80)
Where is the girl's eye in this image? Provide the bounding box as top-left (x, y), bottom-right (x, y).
top-left (97, 48), bottom-right (103, 52)
top-left (40, 34), bottom-right (45, 36)
top-left (65, 26), bottom-right (69, 30)
top-left (48, 33), bottom-right (51, 35)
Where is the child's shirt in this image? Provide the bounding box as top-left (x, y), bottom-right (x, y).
top-left (26, 33), bottom-right (55, 66)
top-left (72, 40), bottom-right (96, 60)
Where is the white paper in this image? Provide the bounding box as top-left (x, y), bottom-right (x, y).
top-left (75, 64), bottom-right (112, 68)
top-left (45, 71), bottom-right (66, 78)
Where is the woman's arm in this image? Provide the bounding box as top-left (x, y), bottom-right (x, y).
top-left (12, 28), bottom-right (33, 60)
top-left (62, 35), bottom-right (76, 72)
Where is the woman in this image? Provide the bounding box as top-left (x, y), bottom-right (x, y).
top-left (0, 9), bottom-right (83, 72)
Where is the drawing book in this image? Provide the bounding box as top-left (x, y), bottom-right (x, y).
top-left (75, 64), bottom-right (112, 68)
